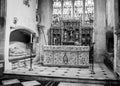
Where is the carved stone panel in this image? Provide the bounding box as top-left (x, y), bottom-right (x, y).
top-left (78, 52), bottom-right (89, 66)
top-left (54, 51), bottom-right (64, 65)
top-left (66, 52), bottom-right (77, 65)
top-left (43, 51), bottom-right (54, 65)
top-left (43, 45), bottom-right (89, 67)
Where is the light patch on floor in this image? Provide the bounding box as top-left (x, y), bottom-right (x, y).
top-left (4, 63), bottom-right (116, 80)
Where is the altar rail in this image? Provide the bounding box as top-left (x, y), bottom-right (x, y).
top-left (43, 45), bottom-right (90, 67)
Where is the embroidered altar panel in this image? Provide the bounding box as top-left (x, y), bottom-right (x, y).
top-left (43, 45), bottom-right (89, 67)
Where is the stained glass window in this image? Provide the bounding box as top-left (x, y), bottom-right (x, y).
top-left (74, 0), bottom-right (83, 19)
top-left (85, 0), bottom-right (94, 24)
top-left (52, 0), bottom-right (94, 25)
top-left (63, 0), bottom-right (72, 18)
top-left (52, 0), bottom-right (62, 24)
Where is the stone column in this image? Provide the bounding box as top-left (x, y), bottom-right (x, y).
top-left (94, 0), bottom-right (106, 62)
top-left (37, 0), bottom-right (53, 63)
top-left (0, 0), bottom-right (7, 72)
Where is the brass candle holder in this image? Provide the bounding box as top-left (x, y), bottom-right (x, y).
top-left (29, 34), bottom-right (33, 71)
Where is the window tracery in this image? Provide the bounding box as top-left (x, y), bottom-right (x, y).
top-left (52, 0), bottom-right (62, 24)
top-left (74, 0), bottom-right (83, 19)
top-left (52, 0), bottom-right (94, 25)
top-left (85, 0), bottom-right (94, 24)
top-left (63, 0), bottom-right (72, 18)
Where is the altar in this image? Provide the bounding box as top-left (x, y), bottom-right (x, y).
top-left (43, 45), bottom-right (90, 67)
top-left (43, 19), bottom-right (93, 67)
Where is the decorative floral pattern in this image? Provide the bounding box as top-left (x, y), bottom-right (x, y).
top-left (43, 45), bottom-right (89, 67)
top-left (78, 52), bottom-right (89, 65)
top-left (44, 51), bottom-right (54, 65)
top-left (54, 51), bottom-right (64, 65)
top-left (43, 45), bottom-right (89, 51)
top-left (67, 52), bottom-right (77, 65)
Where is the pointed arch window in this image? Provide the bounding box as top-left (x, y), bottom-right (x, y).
top-left (52, 0), bottom-right (62, 24)
top-left (63, 0), bottom-right (72, 18)
top-left (52, 0), bottom-right (94, 25)
top-left (74, 0), bottom-right (83, 19)
top-left (85, 0), bottom-right (94, 24)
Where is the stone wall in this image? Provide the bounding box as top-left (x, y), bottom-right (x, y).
top-left (4, 0), bottom-right (37, 70)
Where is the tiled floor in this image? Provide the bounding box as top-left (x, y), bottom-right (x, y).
top-left (4, 63), bottom-right (115, 80)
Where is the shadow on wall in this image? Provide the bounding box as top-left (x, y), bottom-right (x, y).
top-left (0, 17), bottom-right (5, 31)
top-left (0, 17), bottom-right (5, 26)
top-left (106, 29), bottom-right (114, 53)
top-left (10, 30), bottom-right (30, 43)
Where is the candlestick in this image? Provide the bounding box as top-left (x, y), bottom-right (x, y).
top-left (30, 34), bottom-right (32, 43)
top-left (92, 29), bottom-right (94, 43)
top-left (92, 24), bottom-right (95, 43)
top-left (29, 34), bottom-right (33, 71)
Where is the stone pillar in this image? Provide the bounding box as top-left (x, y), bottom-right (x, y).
top-left (0, 0), bottom-right (8, 72)
top-left (94, 0), bottom-right (106, 62)
top-left (37, 0), bottom-right (53, 63)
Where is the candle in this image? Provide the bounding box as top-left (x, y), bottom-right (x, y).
top-left (30, 34), bottom-right (32, 43)
top-left (92, 26), bottom-right (95, 43)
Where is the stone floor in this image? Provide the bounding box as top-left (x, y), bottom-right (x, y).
top-left (4, 63), bottom-right (115, 80)
top-left (2, 63), bottom-right (120, 86)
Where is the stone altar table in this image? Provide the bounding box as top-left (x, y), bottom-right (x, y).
top-left (43, 45), bottom-right (90, 67)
